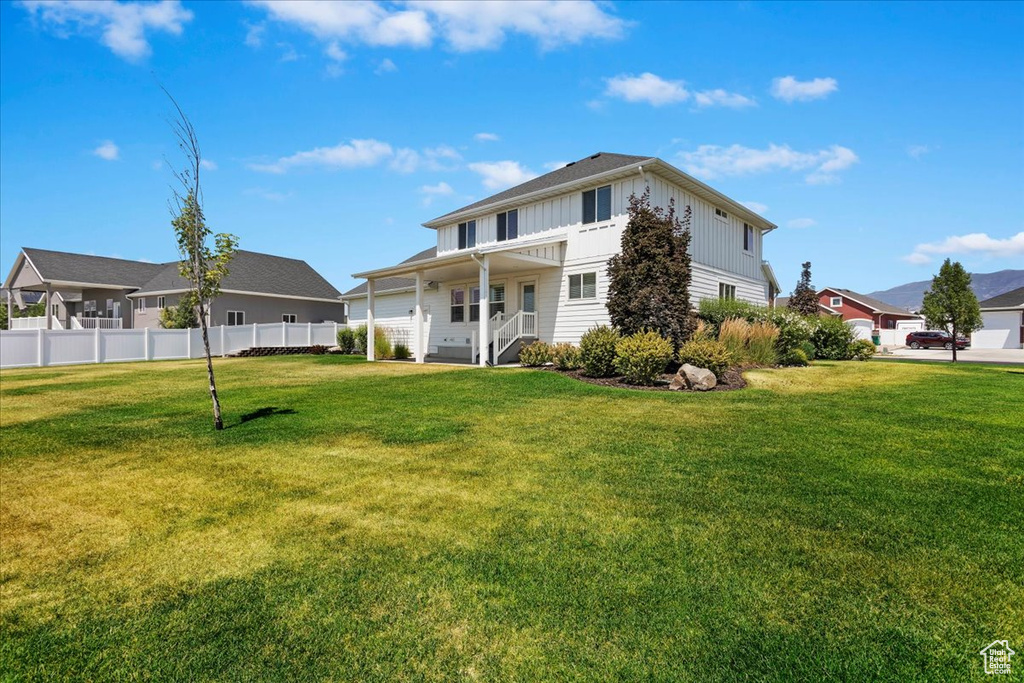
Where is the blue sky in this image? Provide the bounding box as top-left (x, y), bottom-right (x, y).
top-left (1, 1), bottom-right (1022, 295)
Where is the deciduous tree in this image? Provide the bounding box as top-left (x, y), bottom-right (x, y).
top-left (920, 259), bottom-right (982, 362)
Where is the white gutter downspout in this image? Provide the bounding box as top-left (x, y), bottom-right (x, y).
top-left (638, 165), bottom-right (646, 185)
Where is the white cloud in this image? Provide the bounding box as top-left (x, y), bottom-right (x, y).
top-left (243, 187), bottom-right (293, 202)
top-left (903, 232), bottom-right (1024, 264)
top-left (474, 132), bottom-right (500, 142)
top-left (390, 144), bottom-right (462, 173)
top-left (277, 42), bottom-right (300, 62)
top-left (677, 143), bottom-right (859, 184)
top-left (907, 144), bottom-right (932, 159)
top-left (325, 41), bottom-right (346, 61)
top-left (468, 160), bottom-right (537, 190)
top-left (770, 75), bottom-right (838, 102)
top-left (787, 218), bottom-right (816, 229)
top-left (389, 148), bottom-right (421, 173)
top-left (19, 0), bottom-right (192, 61)
top-left (248, 1), bottom-right (433, 48)
top-left (544, 160), bottom-right (570, 171)
top-left (199, 159), bottom-right (218, 171)
top-left (375, 58), bottom-right (397, 74)
top-left (694, 89), bottom-right (756, 109)
top-left (419, 180), bottom-right (454, 205)
top-left (93, 140), bottom-right (120, 161)
top-left (249, 138), bottom-right (394, 173)
top-left (741, 201), bottom-right (768, 215)
top-left (244, 21), bottom-right (266, 47)
top-left (604, 72), bottom-right (688, 106)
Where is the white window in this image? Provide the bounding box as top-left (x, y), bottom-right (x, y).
top-left (282, 313), bottom-right (297, 323)
top-left (469, 286), bottom-right (481, 322)
top-left (106, 299), bottom-right (113, 317)
top-left (137, 298), bottom-right (146, 313)
top-left (569, 272), bottom-right (597, 300)
top-left (497, 209), bottom-right (518, 241)
top-left (85, 300), bottom-right (96, 318)
top-left (457, 220), bottom-right (477, 249)
top-left (157, 296), bottom-right (166, 309)
top-left (743, 223), bottom-right (755, 252)
top-left (719, 283), bottom-right (736, 300)
top-left (582, 185), bottom-right (612, 224)
top-left (715, 207), bottom-right (728, 221)
top-left (830, 296), bottom-right (842, 307)
top-left (489, 284), bottom-right (506, 318)
top-left (450, 287), bottom-right (465, 323)
top-left (51, 303), bottom-right (59, 317)
top-left (227, 310), bottom-right (245, 326)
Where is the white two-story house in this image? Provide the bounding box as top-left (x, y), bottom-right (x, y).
top-left (343, 152), bottom-right (780, 365)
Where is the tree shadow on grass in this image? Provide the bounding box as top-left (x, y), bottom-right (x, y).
top-left (234, 407), bottom-right (297, 427)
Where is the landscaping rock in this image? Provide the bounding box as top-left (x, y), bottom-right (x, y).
top-left (680, 363), bottom-right (717, 391)
top-left (669, 373), bottom-right (687, 391)
top-left (327, 346), bottom-right (345, 354)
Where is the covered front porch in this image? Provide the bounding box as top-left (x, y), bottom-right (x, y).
top-left (353, 238), bottom-right (565, 366)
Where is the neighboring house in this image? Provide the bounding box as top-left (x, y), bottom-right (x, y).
top-left (344, 151), bottom-right (779, 364)
top-left (972, 286), bottom-right (1024, 349)
top-left (818, 287), bottom-right (923, 340)
top-left (2, 248), bottom-right (345, 329)
top-left (775, 296), bottom-right (840, 317)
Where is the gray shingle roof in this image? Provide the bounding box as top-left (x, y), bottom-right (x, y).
top-left (342, 246), bottom-right (437, 297)
top-left (428, 152), bottom-right (652, 224)
top-left (22, 247), bottom-right (168, 287)
top-left (978, 286), bottom-right (1024, 309)
top-left (135, 250), bottom-right (342, 299)
top-left (825, 288), bottom-right (917, 316)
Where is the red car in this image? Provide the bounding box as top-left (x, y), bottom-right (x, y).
top-left (905, 330), bottom-right (970, 350)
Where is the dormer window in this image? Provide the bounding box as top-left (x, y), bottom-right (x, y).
top-left (582, 185), bottom-right (612, 224)
top-left (497, 209), bottom-right (518, 241)
top-left (458, 220), bottom-right (476, 249)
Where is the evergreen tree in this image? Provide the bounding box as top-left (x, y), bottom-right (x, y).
top-left (606, 190), bottom-right (694, 349)
top-left (159, 291), bottom-right (200, 329)
top-left (788, 261), bottom-right (819, 316)
top-left (920, 259), bottom-right (982, 362)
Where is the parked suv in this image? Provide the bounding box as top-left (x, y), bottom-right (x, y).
top-left (905, 330), bottom-right (970, 350)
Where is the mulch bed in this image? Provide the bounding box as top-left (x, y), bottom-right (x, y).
top-left (541, 366), bottom-right (749, 392)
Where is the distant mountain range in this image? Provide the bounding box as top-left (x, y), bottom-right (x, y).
top-left (868, 269), bottom-right (1024, 311)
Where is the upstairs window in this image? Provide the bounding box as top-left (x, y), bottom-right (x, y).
top-left (715, 207), bottom-right (728, 221)
top-left (568, 272), bottom-right (597, 300)
top-left (497, 209), bottom-right (519, 241)
top-left (457, 220), bottom-right (476, 249)
top-left (450, 287), bottom-right (465, 323)
top-left (743, 223), bottom-right (755, 251)
top-left (582, 185), bottom-right (612, 224)
top-left (830, 296), bottom-right (843, 308)
top-left (719, 283), bottom-right (736, 300)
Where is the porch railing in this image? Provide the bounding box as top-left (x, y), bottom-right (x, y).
top-left (76, 318), bottom-right (123, 329)
top-left (10, 316), bottom-right (50, 329)
top-left (494, 311), bottom-right (538, 362)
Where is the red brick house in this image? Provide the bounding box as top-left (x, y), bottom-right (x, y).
top-left (818, 288), bottom-right (923, 339)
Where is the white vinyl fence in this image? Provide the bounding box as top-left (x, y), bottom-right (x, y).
top-left (0, 322), bottom-right (345, 369)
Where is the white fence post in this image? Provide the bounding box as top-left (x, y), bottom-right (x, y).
top-left (94, 326), bottom-right (101, 363)
top-left (252, 323), bottom-right (258, 348)
top-left (187, 327), bottom-right (192, 358)
top-left (282, 321), bottom-right (287, 347)
top-left (221, 325), bottom-right (226, 358)
top-left (144, 327), bottom-right (151, 361)
top-left (307, 322), bottom-right (312, 346)
top-left (37, 328), bottom-right (44, 367)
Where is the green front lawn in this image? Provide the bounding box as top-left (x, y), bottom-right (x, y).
top-left (0, 357), bottom-right (1021, 681)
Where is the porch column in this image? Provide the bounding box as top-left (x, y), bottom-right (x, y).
top-left (366, 279), bottom-right (375, 361)
top-left (414, 271), bottom-right (424, 363)
top-left (45, 283), bottom-right (52, 330)
top-left (478, 254), bottom-right (490, 366)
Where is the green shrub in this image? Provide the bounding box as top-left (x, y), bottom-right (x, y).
top-left (691, 319), bottom-right (715, 342)
top-left (518, 341), bottom-right (553, 367)
top-left (718, 317), bottom-right (750, 361)
top-left (579, 325), bottom-right (620, 377)
top-left (779, 347), bottom-right (809, 367)
top-left (393, 343), bottom-right (411, 360)
top-left (614, 330), bottom-right (673, 385)
top-left (811, 317), bottom-right (856, 360)
top-left (336, 327), bottom-right (356, 354)
top-left (746, 320), bottom-right (780, 366)
top-left (373, 327), bottom-right (393, 359)
top-left (677, 339), bottom-right (733, 378)
top-left (761, 308), bottom-right (815, 355)
top-left (354, 325), bottom-right (368, 355)
top-left (849, 339), bottom-right (876, 361)
top-left (551, 343), bottom-right (582, 371)
top-left (798, 340), bottom-right (817, 360)
top-left (698, 298), bottom-right (767, 333)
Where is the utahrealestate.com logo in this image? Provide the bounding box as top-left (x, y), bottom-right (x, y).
top-left (980, 640), bottom-right (1015, 675)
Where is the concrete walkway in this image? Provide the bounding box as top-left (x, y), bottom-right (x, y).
top-left (877, 347), bottom-right (1024, 365)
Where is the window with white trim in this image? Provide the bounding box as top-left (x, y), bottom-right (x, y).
top-left (715, 207), bottom-right (728, 221)
top-left (227, 310), bottom-right (245, 326)
top-left (282, 314), bottom-right (297, 323)
top-left (568, 272), bottom-right (597, 300)
top-left (157, 296), bottom-right (166, 309)
top-left (457, 220), bottom-right (477, 249)
top-left (719, 283), bottom-right (736, 300)
top-left (106, 299), bottom-right (113, 317)
top-left (450, 287), bottom-right (465, 322)
top-left (582, 185), bottom-right (612, 224)
top-left (490, 284), bottom-right (505, 318)
top-left (469, 286), bottom-right (481, 322)
top-left (497, 209), bottom-right (518, 241)
top-left (85, 300), bottom-right (96, 318)
top-left (743, 223), bottom-right (754, 252)
top-left (137, 298), bottom-right (146, 313)
top-left (830, 296), bottom-right (842, 307)
top-left (51, 303), bottom-right (59, 318)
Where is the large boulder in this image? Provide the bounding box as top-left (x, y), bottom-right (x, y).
top-left (679, 363), bottom-right (717, 391)
top-left (669, 373), bottom-right (687, 391)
